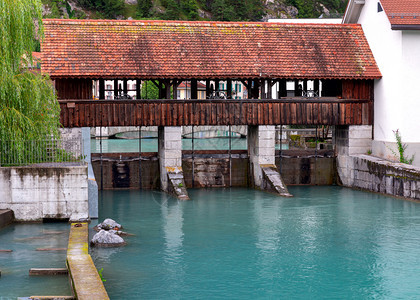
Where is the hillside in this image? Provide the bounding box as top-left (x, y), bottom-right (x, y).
top-left (42, 0), bottom-right (347, 21)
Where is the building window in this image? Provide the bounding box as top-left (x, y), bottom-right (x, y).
top-left (378, 2), bottom-right (383, 12)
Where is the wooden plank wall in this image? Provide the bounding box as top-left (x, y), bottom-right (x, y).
top-left (341, 80), bottom-right (373, 100)
top-left (55, 79), bottom-right (93, 100)
top-left (59, 99), bottom-right (372, 127)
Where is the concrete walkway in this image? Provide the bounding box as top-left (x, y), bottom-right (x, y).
top-left (67, 223), bottom-right (109, 300)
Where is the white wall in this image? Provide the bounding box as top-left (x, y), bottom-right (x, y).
top-left (357, 0), bottom-right (420, 166)
top-left (358, 0), bottom-right (403, 142)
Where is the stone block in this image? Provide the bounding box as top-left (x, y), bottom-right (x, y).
top-left (349, 125), bottom-right (372, 139)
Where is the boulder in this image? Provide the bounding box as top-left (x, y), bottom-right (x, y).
top-left (97, 218), bottom-right (122, 230)
top-left (91, 230), bottom-right (126, 247)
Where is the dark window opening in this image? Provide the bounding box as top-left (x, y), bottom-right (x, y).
top-left (378, 2), bottom-right (383, 12)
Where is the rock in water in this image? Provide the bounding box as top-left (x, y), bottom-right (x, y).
top-left (91, 230), bottom-right (126, 247)
top-left (98, 218), bottom-right (122, 230)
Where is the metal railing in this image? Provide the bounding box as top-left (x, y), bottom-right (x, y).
top-left (0, 138), bottom-right (85, 166)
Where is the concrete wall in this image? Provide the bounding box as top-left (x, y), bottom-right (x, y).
top-left (278, 157), bottom-right (335, 185)
top-left (0, 166), bottom-right (88, 221)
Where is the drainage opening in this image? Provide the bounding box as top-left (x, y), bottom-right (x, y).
top-left (43, 218), bottom-right (70, 223)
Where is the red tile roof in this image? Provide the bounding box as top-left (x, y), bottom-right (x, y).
top-left (41, 19), bottom-right (381, 80)
top-left (380, 0), bottom-right (420, 25)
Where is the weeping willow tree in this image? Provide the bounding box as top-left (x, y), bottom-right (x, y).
top-left (0, 0), bottom-right (61, 165)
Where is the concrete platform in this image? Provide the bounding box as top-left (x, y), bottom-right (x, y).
top-left (67, 223), bottom-right (109, 300)
top-left (0, 209), bottom-right (14, 229)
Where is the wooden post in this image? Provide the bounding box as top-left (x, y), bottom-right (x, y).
top-left (191, 79), bottom-right (198, 100)
top-left (136, 79), bottom-right (141, 99)
top-left (303, 80), bottom-right (307, 95)
top-left (173, 80), bottom-right (180, 99)
top-left (278, 79), bottom-right (287, 98)
top-left (261, 79), bottom-right (266, 99)
top-left (113, 79), bottom-right (118, 99)
top-left (206, 79), bottom-right (211, 98)
top-left (164, 79), bottom-right (171, 99)
top-left (314, 79), bottom-right (320, 97)
top-left (227, 79), bottom-right (232, 99)
top-left (267, 79), bottom-right (273, 99)
top-left (123, 79), bottom-right (128, 95)
top-left (99, 79), bottom-right (105, 100)
top-left (294, 79), bottom-right (300, 97)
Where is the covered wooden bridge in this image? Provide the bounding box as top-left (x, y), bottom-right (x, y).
top-left (41, 19), bottom-right (381, 199)
top-left (41, 19), bottom-right (381, 127)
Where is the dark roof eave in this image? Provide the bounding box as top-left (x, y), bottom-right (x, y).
top-left (391, 24), bottom-right (420, 30)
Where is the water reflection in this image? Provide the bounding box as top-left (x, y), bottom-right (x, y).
top-left (161, 199), bottom-right (185, 297)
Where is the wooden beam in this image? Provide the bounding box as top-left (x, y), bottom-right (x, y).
top-left (29, 268), bottom-right (68, 276)
top-left (206, 80), bottom-right (211, 99)
top-left (227, 79), bottom-right (232, 99)
top-left (191, 79), bottom-right (198, 100)
top-left (123, 79), bottom-right (128, 95)
top-left (314, 79), bottom-right (320, 97)
top-left (136, 79), bottom-right (141, 99)
top-left (278, 79), bottom-right (287, 98)
top-left (294, 79), bottom-right (300, 97)
top-left (114, 79), bottom-right (118, 99)
top-left (99, 79), bottom-right (105, 100)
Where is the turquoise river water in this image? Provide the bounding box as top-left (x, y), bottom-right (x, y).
top-left (90, 187), bottom-right (420, 299)
top-left (1, 187), bottom-right (419, 299)
top-left (91, 137), bottom-right (287, 153)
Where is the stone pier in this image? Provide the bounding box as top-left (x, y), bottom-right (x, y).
top-left (158, 126), bottom-right (189, 200)
top-left (336, 125), bottom-right (372, 186)
top-left (248, 125), bottom-right (292, 197)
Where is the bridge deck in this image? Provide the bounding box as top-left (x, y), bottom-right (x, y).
top-left (59, 98), bottom-right (372, 127)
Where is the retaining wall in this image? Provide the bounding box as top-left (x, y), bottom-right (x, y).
top-left (0, 165), bottom-right (89, 221)
top-left (336, 125), bottom-right (420, 201)
top-left (339, 154), bottom-right (420, 200)
top-left (91, 151), bottom-right (335, 189)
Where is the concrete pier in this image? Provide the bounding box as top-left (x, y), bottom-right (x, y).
top-left (158, 126), bottom-right (189, 200)
top-left (248, 125), bottom-right (292, 197)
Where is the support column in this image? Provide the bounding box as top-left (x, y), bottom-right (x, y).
top-left (248, 125), bottom-right (292, 197)
top-left (336, 125), bottom-right (372, 187)
top-left (82, 127), bottom-right (98, 219)
top-left (158, 126), bottom-right (189, 200)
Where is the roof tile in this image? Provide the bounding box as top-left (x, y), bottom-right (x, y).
top-left (41, 19), bottom-right (381, 79)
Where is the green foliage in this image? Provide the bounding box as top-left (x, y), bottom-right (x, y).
top-left (286, 0), bottom-right (346, 18)
top-left (0, 0), bottom-right (61, 165)
top-left (137, 0), bottom-right (153, 17)
top-left (98, 268), bottom-right (107, 282)
top-left (77, 0), bottom-right (125, 18)
top-left (391, 129), bottom-right (414, 165)
top-left (141, 81), bottom-right (159, 99)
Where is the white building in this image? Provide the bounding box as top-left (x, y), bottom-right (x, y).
top-left (343, 0), bottom-right (420, 166)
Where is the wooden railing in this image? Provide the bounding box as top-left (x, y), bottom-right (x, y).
top-left (59, 98), bottom-right (372, 127)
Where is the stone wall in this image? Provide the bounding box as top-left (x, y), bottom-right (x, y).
top-left (336, 125), bottom-right (420, 200)
top-left (91, 151), bottom-right (334, 189)
top-left (350, 155), bottom-right (420, 199)
top-left (0, 166), bottom-right (88, 221)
